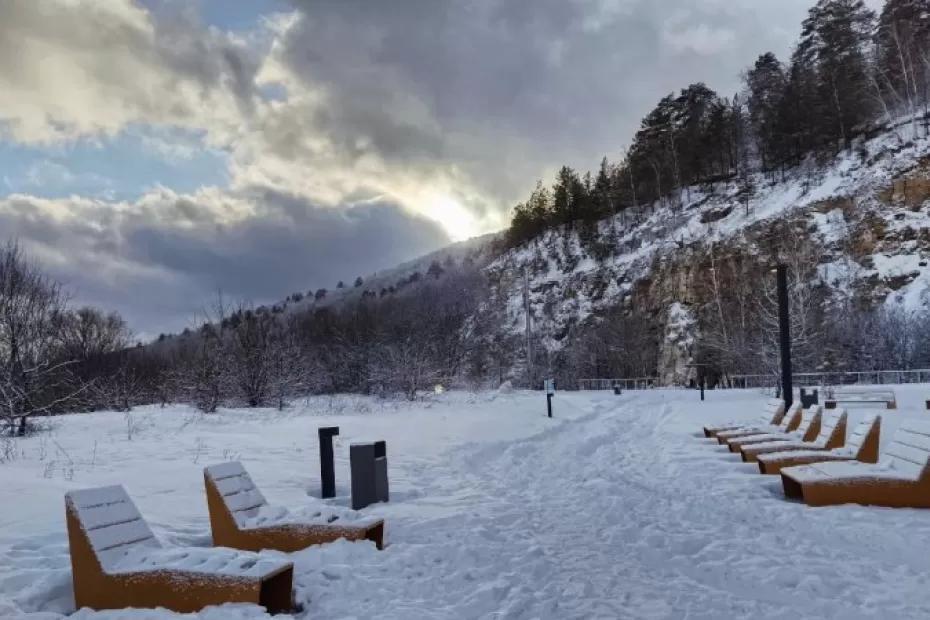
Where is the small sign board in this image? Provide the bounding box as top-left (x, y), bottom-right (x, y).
top-left (544, 379), bottom-right (555, 395)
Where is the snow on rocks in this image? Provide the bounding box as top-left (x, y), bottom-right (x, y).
top-left (659, 302), bottom-right (698, 386)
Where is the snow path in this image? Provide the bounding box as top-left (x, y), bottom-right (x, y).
top-left (301, 389), bottom-right (930, 619)
top-left (4, 388), bottom-right (930, 618)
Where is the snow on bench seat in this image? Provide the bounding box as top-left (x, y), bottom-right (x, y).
top-left (65, 484), bottom-right (295, 614)
top-left (740, 408), bottom-right (844, 462)
top-left (725, 405), bottom-right (818, 452)
top-left (204, 462), bottom-right (368, 530)
top-left (113, 544), bottom-right (290, 578)
top-left (703, 399), bottom-right (785, 438)
top-left (825, 389), bottom-right (897, 410)
top-left (66, 485), bottom-right (160, 573)
top-left (204, 461), bottom-right (385, 552)
top-left (66, 485), bottom-right (289, 576)
top-left (756, 414), bottom-right (880, 475)
top-left (716, 402), bottom-right (801, 444)
top-left (780, 419), bottom-right (930, 507)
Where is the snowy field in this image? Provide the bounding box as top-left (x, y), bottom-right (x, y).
top-left (3, 385), bottom-right (930, 619)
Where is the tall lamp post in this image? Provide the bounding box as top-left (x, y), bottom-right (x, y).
top-left (775, 264), bottom-right (793, 409)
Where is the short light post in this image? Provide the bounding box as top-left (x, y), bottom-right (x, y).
top-left (544, 379), bottom-right (554, 418)
top-left (775, 264), bottom-right (793, 409)
top-left (318, 426), bottom-right (339, 499)
top-left (687, 363), bottom-right (707, 402)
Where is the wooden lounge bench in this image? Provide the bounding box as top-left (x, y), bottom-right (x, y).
top-left (204, 461), bottom-right (385, 553)
top-left (740, 409), bottom-right (846, 463)
top-left (726, 405), bottom-right (821, 453)
top-left (780, 418), bottom-right (930, 507)
top-left (66, 485), bottom-right (293, 614)
top-left (824, 389), bottom-right (897, 410)
top-left (756, 414), bottom-right (881, 475)
top-left (715, 402), bottom-right (802, 445)
top-left (703, 399), bottom-right (785, 438)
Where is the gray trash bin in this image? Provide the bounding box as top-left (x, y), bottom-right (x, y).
top-left (350, 441), bottom-right (389, 510)
top-left (800, 388), bottom-right (819, 408)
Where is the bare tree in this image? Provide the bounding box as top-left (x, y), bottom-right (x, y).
top-left (59, 307), bottom-right (131, 362)
top-left (369, 339), bottom-right (441, 400)
top-left (0, 242), bottom-right (86, 435)
top-left (183, 324), bottom-right (226, 413)
top-left (267, 320), bottom-right (318, 410)
top-left (226, 305), bottom-right (275, 407)
top-left (92, 362), bottom-right (146, 412)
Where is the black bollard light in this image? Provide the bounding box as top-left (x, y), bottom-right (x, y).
top-left (545, 379), bottom-right (554, 418)
top-left (318, 426), bottom-right (339, 499)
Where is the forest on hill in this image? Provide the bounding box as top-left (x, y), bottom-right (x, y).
top-left (507, 0), bottom-right (929, 250)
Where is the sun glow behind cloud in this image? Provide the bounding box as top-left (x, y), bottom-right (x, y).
top-left (425, 193), bottom-right (481, 241)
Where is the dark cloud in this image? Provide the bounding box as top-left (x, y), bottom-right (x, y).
top-left (280, 0), bottom-right (870, 204)
top-left (0, 191), bottom-right (449, 336)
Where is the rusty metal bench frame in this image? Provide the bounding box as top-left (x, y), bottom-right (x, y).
top-left (757, 414), bottom-right (880, 475)
top-left (703, 399), bottom-right (785, 438)
top-left (780, 419), bottom-right (930, 507)
top-left (727, 406), bottom-right (822, 454)
top-left (66, 485), bottom-right (293, 614)
top-left (740, 409), bottom-right (845, 463)
top-left (204, 461), bottom-right (385, 553)
top-left (715, 401), bottom-right (802, 445)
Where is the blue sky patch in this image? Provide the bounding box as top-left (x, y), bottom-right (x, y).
top-left (0, 125), bottom-right (229, 200)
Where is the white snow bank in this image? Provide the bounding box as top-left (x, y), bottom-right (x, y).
top-left (3, 387), bottom-right (930, 618)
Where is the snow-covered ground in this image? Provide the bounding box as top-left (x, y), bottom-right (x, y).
top-left (3, 386), bottom-right (930, 619)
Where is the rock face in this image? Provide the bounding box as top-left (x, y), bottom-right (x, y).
top-left (481, 125), bottom-right (930, 385)
top-left (658, 302), bottom-right (698, 386)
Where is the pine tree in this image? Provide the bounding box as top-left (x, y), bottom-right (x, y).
top-left (746, 53), bottom-right (788, 170)
top-left (796, 0), bottom-right (876, 149)
top-left (552, 166), bottom-right (585, 226)
top-left (875, 0), bottom-right (930, 120)
top-left (592, 157), bottom-right (613, 219)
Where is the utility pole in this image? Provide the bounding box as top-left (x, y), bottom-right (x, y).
top-left (776, 264), bottom-right (793, 409)
top-left (523, 267), bottom-right (533, 387)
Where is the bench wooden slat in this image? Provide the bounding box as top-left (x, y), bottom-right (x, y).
top-left (214, 476), bottom-right (257, 497)
top-left (224, 489), bottom-right (267, 513)
top-left (846, 415), bottom-right (878, 450)
top-left (207, 461), bottom-right (248, 480)
top-left (87, 520), bottom-right (157, 552)
top-left (818, 411), bottom-right (842, 435)
top-left (885, 441), bottom-right (928, 465)
top-left (68, 485), bottom-right (131, 509)
top-left (79, 502), bottom-right (143, 531)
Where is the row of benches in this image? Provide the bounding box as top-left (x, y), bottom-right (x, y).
top-left (67, 461), bottom-right (384, 614)
top-left (704, 399), bottom-right (930, 508)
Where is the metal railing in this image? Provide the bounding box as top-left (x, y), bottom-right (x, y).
top-left (578, 378), bottom-right (656, 391)
top-left (726, 369), bottom-right (930, 389)
top-left (578, 369), bottom-right (930, 391)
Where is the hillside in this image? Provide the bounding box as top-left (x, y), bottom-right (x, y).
top-left (484, 118), bottom-right (930, 385)
top-left (271, 233), bottom-right (500, 316)
top-left (143, 119), bottom-right (930, 396)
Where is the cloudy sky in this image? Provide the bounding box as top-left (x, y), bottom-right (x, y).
top-left (0, 0), bottom-right (882, 337)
